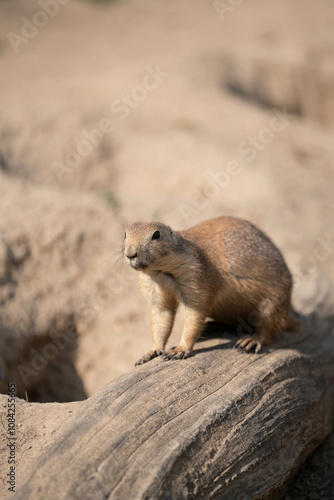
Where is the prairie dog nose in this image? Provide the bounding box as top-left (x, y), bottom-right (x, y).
top-left (124, 245), bottom-right (138, 259)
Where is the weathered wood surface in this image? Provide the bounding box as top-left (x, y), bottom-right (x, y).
top-left (16, 297), bottom-right (334, 500)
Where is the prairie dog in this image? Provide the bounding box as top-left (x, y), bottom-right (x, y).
top-left (123, 216), bottom-right (299, 365)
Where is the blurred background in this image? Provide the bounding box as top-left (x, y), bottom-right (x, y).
top-left (0, 0), bottom-right (334, 404)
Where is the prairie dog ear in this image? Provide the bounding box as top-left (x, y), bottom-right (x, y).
top-left (169, 227), bottom-right (179, 242)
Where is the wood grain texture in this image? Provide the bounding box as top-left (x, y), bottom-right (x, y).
top-left (16, 295), bottom-right (334, 500)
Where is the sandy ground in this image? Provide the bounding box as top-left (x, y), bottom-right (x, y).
top-left (0, 0), bottom-right (334, 497)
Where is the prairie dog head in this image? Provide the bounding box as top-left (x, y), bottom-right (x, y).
top-left (123, 222), bottom-right (179, 272)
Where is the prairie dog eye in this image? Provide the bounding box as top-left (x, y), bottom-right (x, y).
top-left (152, 230), bottom-right (160, 240)
top-left (124, 232), bottom-right (127, 239)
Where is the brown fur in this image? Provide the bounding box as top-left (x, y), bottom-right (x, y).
top-left (122, 216), bottom-right (300, 364)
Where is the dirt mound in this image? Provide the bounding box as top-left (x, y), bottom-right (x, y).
top-left (0, 103), bottom-right (115, 190)
top-left (0, 173), bottom-right (123, 401)
top-left (221, 44), bottom-right (334, 126)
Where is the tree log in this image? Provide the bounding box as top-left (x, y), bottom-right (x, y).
top-left (14, 293), bottom-right (334, 500)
